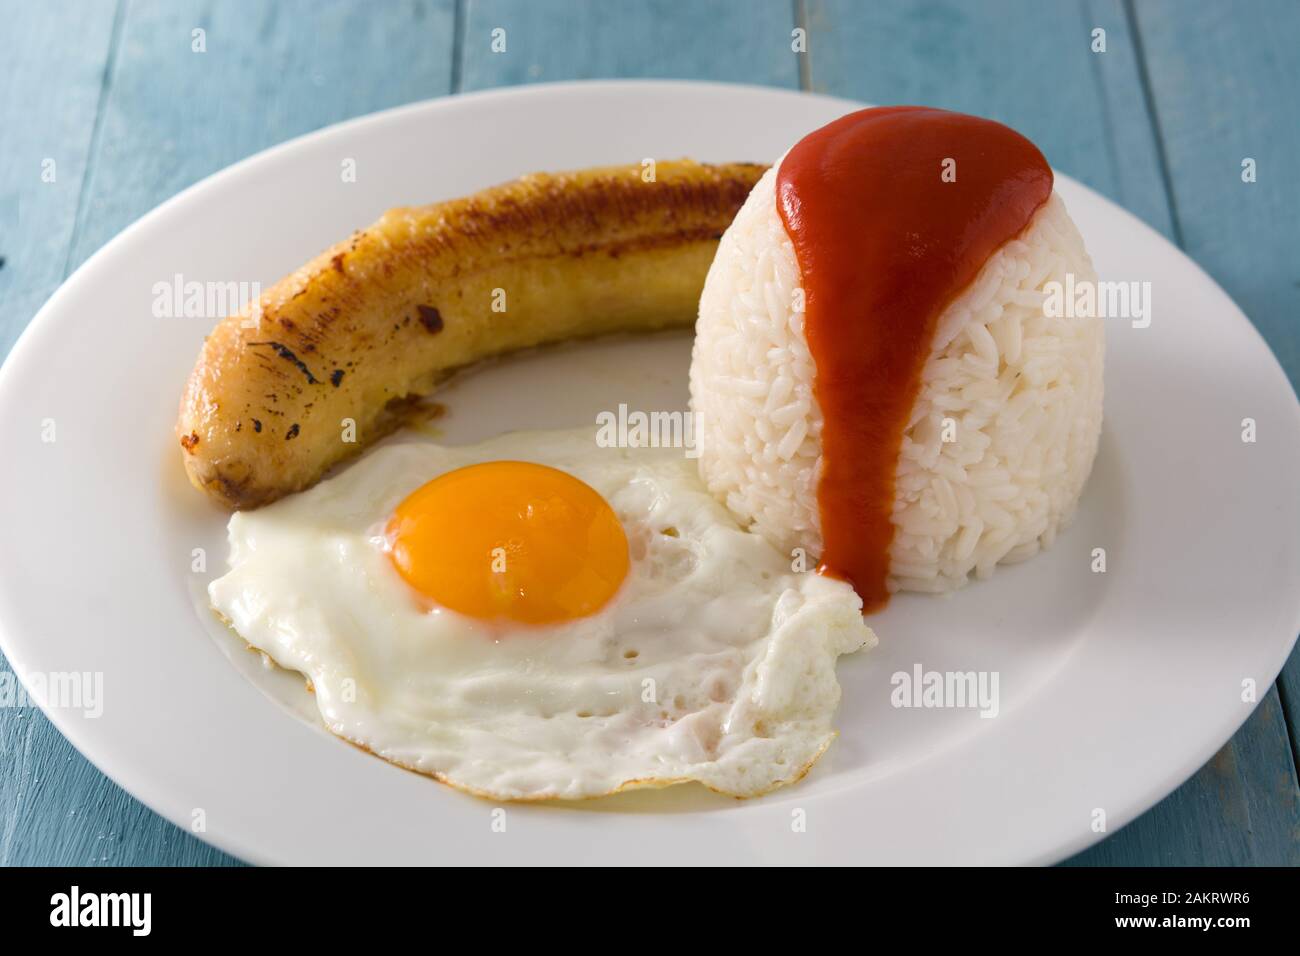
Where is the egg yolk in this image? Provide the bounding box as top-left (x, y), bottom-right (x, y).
top-left (385, 461), bottom-right (630, 625)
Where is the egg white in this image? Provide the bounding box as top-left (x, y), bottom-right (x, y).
top-left (209, 427), bottom-right (875, 800)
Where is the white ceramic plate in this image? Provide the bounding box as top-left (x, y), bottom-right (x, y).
top-left (1, 81), bottom-right (1297, 866)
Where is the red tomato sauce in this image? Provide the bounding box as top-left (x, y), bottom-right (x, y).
top-left (776, 107), bottom-right (1052, 610)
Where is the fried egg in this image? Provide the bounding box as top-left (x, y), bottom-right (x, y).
top-left (209, 427), bottom-right (875, 800)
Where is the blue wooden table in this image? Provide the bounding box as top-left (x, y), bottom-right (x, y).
top-left (1, 0), bottom-right (1297, 866)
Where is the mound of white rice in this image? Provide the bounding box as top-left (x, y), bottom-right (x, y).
top-left (689, 165), bottom-right (1104, 595)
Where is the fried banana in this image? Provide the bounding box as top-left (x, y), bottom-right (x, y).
top-left (177, 160), bottom-right (766, 508)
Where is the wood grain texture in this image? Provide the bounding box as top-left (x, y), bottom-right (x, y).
top-left (1132, 0), bottom-right (1300, 379)
top-left (1127, 0), bottom-right (1300, 760)
top-left (461, 0), bottom-right (800, 90)
top-left (0, 0), bottom-right (120, 357)
top-left (1, 0), bottom-right (455, 867)
top-left (1, 0), bottom-right (1295, 867)
top-left (0, 0), bottom-right (145, 869)
top-left (64, 0), bottom-right (456, 270)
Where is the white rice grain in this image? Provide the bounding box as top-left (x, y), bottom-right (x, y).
top-left (689, 166), bottom-right (1104, 595)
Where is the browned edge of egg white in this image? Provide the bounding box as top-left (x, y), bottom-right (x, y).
top-left (776, 106), bottom-right (1053, 612)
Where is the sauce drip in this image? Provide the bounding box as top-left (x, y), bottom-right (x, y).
top-left (776, 107), bottom-right (1052, 611)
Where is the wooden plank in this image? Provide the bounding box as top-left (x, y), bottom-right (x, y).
top-left (803, 0), bottom-right (1174, 236)
top-left (1129, 0), bottom-right (1300, 754)
top-left (803, 0), bottom-right (1298, 866)
top-left (0, 0), bottom-right (120, 357)
top-left (0, 0), bottom-right (134, 868)
top-left (66, 0), bottom-right (456, 270)
top-left (2, 0), bottom-right (455, 867)
top-left (1132, 0), bottom-right (1300, 384)
top-left (461, 0), bottom-right (799, 90)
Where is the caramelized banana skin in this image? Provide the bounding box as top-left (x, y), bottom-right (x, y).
top-left (177, 160), bottom-right (767, 509)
